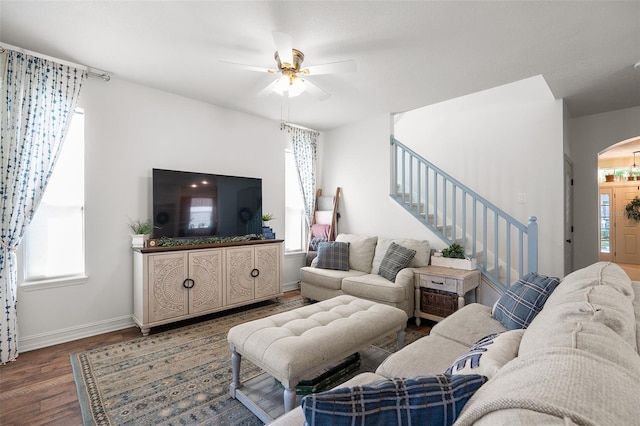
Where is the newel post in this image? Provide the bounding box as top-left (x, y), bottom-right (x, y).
top-left (527, 216), bottom-right (538, 274)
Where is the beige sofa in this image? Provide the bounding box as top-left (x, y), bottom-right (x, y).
top-left (271, 261), bottom-right (640, 425)
top-left (299, 233), bottom-right (431, 318)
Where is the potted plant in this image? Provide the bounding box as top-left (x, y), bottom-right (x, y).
top-left (603, 169), bottom-right (615, 182)
top-left (128, 218), bottom-right (154, 248)
top-left (431, 242), bottom-right (477, 270)
top-left (261, 213), bottom-right (276, 239)
top-left (615, 169), bottom-right (626, 181)
top-left (262, 213), bottom-right (275, 226)
top-left (441, 242), bottom-right (466, 259)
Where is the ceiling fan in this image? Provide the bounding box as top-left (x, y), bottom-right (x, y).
top-left (222, 31), bottom-right (357, 101)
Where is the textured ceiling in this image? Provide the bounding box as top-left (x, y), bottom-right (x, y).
top-left (1, 1), bottom-right (639, 131)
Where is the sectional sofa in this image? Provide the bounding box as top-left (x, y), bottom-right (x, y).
top-left (299, 233), bottom-right (432, 317)
top-left (270, 261), bottom-right (640, 425)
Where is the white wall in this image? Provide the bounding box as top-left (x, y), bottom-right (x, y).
top-left (321, 76), bottom-right (565, 281)
top-left (321, 114), bottom-right (435, 243)
top-left (17, 76), bottom-right (301, 350)
top-left (569, 106), bottom-right (640, 269)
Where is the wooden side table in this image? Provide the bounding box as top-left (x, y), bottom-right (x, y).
top-left (414, 265), bottom-right (481, 325)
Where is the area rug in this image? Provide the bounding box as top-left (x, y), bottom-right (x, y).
top-left (70, 297), bottom-right (424, 425)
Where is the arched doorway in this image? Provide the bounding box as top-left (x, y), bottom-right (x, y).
top-left (598, 136), bottom-right (640, 278)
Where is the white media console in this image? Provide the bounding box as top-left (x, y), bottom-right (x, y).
top-left (132, 239), bottom-right (283, 335)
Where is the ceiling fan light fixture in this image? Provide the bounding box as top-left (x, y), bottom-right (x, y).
top-left (273, 75), bottom-right (291, 95)
top-left (272, 74), bottom-right (306, 97)
top-left (288, 77), bottom-right (306, 97)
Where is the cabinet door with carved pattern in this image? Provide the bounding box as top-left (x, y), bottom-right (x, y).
top-left (148, 252), bottom-right (189, 322)
top-left (255, 244), bottom-right (281, 298)
top-left (189, 249), bottom-right (224, 314)
top-left (225, 246), bottom-right (255, 306)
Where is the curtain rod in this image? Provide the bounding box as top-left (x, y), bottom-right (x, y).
top-left (281, 122), bottom-right (320, 134)
top-left (0, 42), bottom-right (111, 81)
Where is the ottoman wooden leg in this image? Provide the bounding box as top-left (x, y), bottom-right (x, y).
top-left (284, 386), bottom-right (297, 413)
top-left (229, 344), bottom-right (241, 398)
top-left (397, 329), bottom-right (406, 350)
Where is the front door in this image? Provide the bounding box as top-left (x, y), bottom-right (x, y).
top-left (614, 187), bottom-right (640, 264)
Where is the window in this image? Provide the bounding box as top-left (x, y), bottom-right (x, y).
top-left (23, 110), bottom-right (86, 285)
top-left (600, 193), bottom-right (610, 253)
top-left (285, 150), bottom-right (308, 252)
top-left (599, 189), bottom-right (612, 261)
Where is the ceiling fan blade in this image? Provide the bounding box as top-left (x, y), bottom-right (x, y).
top-left (256, 79), bottom-right (279, 97)
top-left (304, 60), bottom-right (357, 76)
top-left (301, 78), bottom-right (331, 101)
top-left (272, 31), bottom-right (293, 66)
top-left (219, 60), bottom-right (276, 74)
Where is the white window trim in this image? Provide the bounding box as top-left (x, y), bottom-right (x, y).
top-left (284, 250), bottom-right (307, 257)
top-left (21, 275), bottom-right (89, 292)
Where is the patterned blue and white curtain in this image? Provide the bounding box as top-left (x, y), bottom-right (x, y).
top-left (0, 49), bottom-right (86, 363)
top-left (284, 124), bottom-right (319, 231)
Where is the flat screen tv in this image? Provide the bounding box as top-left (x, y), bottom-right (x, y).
top-left (152, 168), bottom-right (262, 239)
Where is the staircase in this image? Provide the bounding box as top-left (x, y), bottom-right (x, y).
top-left (390, 136), bottom-right (538, 292)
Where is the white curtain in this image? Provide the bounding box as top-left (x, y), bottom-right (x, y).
top-left (0, 49), bottom-right (86, 363)
top-left (284, 124), bottom-right (319, 232)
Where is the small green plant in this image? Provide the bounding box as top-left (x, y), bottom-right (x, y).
top-left (262, 213), bottom-right (275, 222)
top-left (441, 243), bottom-right (466, 259)
top-left (128, 218), bottom-right (154, 235)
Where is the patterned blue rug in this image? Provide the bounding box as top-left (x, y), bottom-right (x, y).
top-left (70, 298), bottom-right (308, 425)
top-left (70, 297), bottom-right (424, 425)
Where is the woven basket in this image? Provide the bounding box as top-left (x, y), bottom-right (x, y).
top-left (420, 288), bottom-right (458, 318)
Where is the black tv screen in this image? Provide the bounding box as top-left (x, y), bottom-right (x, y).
top-left (152, 169), bottom-right (262, 239)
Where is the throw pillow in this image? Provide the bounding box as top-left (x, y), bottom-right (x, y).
top-left (301, 374), bottom-right (487, 426)
top-left (316, 241), bottom-right (350, 271)
top-left (492, 272), bottom-right (560, 330)
top-left (446, 329), bottom-right (525, 379)
top-left (335, 234), bottom-right (378, 273)
top-left (308, 237), bottom-right (327, 252)
top-left (371, 238), bottom-right (431, 274)
top-left (378, 242), bottom-right (417, 282)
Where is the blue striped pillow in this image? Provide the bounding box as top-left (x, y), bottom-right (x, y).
top-left (316, 241), bottom-right (350, 271)
top-left (301, 374), bottom-right (487, 426)
top-left (492, 272), bottom-right (560, 330)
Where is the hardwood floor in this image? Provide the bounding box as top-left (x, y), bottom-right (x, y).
top-left (0, 291), bottom-right (431, 425)
top-left (616, 263), bottom-right (640, 281)
top-left (0, 326), bottom-right (142, 426)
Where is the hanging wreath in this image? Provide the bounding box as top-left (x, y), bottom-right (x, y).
top-left (625, 197), bottom-right (640, 221)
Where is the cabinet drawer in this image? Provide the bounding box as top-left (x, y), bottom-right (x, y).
top-left (419, 274), bottom-right (459, 293)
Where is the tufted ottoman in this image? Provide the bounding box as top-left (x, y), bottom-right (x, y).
top-left (228, 295), bottom-right (408, 421)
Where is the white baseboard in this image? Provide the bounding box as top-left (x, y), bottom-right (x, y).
top-left (19, 284), bottom-right (303, 353)
top-left (19, 315), bottom-right (136, 352)
top-left (282, 280), bottom-right (301, 293)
